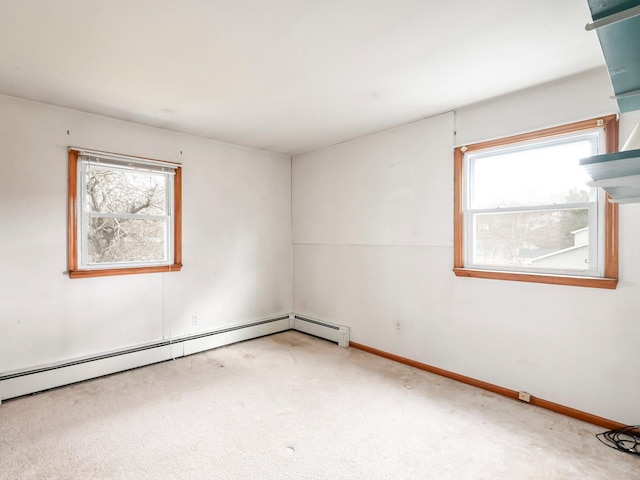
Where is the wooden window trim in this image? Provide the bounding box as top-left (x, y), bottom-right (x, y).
top-left (67, 149), bottom-right (182, 279)
top-left (453, 115), bottom-right (618, 289)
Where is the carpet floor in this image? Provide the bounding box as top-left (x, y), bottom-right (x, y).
top-left (0, 331), bottom-right (637, 479)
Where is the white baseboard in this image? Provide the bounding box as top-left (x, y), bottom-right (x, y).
top-left (0, 316), bottom-right (290, 402)
top-left (182, 317), bottom-right (291, 356)
top-left (0, 314), bottom-right (348, 402)
top-left (0, 344), bottom-right (176, 402)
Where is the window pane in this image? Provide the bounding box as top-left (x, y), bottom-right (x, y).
top-left (86, 166), bottom-right (166, 215)
top-left (470, 140), bottom-right (595, 209)
top-left (471, 209), bottom-right (590, 271)
top-left (87, 217), bottom-right (167, 264)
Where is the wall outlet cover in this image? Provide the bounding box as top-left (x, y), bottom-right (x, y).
top-left (518, 391), bottom-right (531, 403)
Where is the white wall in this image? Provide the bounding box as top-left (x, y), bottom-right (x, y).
top-left (0, 95), bottom-right (292, 373)
top-left (293, 67), bottom-right (640, 425)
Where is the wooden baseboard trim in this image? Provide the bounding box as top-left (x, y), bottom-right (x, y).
top-left (349, 341), bottom-right (626, 431)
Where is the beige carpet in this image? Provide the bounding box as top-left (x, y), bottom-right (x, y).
top-left (0, 331), bottom-right (637, 479)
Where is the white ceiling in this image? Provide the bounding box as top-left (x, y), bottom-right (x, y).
top-left (0, 0), bottom-right (604, 155)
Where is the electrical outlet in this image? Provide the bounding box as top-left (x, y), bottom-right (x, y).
top-left (191, 315), bottom-right (199, 326)
top-left (395, 322), bottom-right (401, 332)
top-left (518, 391), bottom-right (531, 403)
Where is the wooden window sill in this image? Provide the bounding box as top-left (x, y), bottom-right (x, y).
top-left (453, 268), bottom-right (618, 289)
top-left (68, 264), bottom-right (182, 279)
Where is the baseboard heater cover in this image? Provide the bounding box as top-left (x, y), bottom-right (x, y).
top-left (292, 315), bottom-right (350, 347)
top-left (0, 315), bottom-right (290, 402)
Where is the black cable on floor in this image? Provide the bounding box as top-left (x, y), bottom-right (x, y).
top-left (596, 426), bottom-right (640, 456)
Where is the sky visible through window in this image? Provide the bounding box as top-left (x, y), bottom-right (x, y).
top-left (470, 139), bottom-right (596, 209)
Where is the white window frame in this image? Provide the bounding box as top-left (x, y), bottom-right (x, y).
top-left (462, 131), bottom-right (604, 277)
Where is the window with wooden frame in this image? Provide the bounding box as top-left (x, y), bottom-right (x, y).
top-left (67, 148), bottom-right (182, 278)
top-left (453, 115), bottom-right (618, 289)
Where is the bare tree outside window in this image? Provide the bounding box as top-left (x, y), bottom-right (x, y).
top-left (472, 189), bottom-right (590, 269)
top-left (85, 166), bottom-right (169, 264)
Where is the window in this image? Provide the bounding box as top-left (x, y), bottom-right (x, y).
top-left (453, 116), bottom-right (618, 289)
top-left (67, 148), bottom-right (182, 278)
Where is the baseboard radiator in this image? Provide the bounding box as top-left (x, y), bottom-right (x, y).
top-left (291, 315), bottom-right (350, 347)
top-left (0, 313), bottom-right (349, 403)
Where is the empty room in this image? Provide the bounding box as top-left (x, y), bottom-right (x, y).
top-left (1, 0), bottom-right (639, 478)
